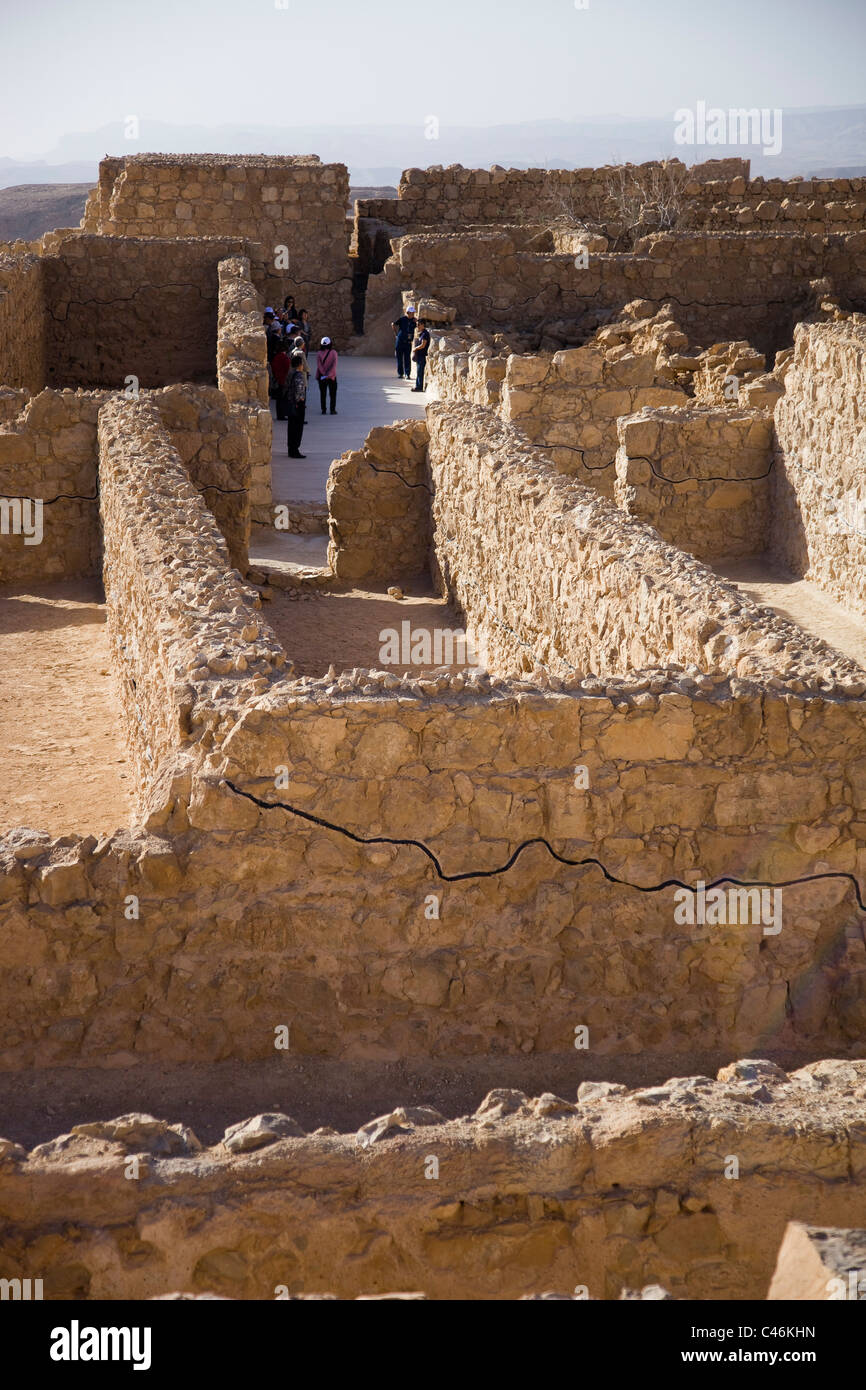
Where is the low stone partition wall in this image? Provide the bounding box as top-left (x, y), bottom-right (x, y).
top-left (0, 383), bottom-right (253, 584)
top-left (426, 402), bottom-right (862, 684)
top-left (3, 655), bottom-right (866, 1069)
top-left (326, 419), bottom-right (430, 581)
top-left (615, 406), bottom-right (773, 560)
top-left (150, 384), bottom-right (252, 574)
top-left (98, 397), bottom-right (285, 805)
top-left (42, 234), bottom-right (256, 390)
top-left (1, 1062), bottom-right (864, 1300)
top-left (772, 318), bottom-right (866, 620)
top-left (216, 255), bottom-right (272, 525)
top-left (502, 345), bottom-right (687, 498)
top-left (0, 251), bottom-right (46, 393)
top-left (0, 389), bottom-right (103, 582)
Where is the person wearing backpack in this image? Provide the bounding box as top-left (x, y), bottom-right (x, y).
top-left (286, 351), bottom-right (308, 459)
top-left (316, 337), bottom-right (339, 414)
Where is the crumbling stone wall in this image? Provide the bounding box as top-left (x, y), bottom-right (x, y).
top-left (615, 406), bottom-right (773, 560)
top-left (216, 256), bottom-right (272, 525)
top-left (0, 388), bottom-right (101, 582)
top-left (356, 164), bottom-right (864, 244)
top-left (772, 317), bottom-right (866, 620)
top-left (43, 234), bottom-right (257, 389)
top-left (356, 159), bottom-right (752, 235)
top-left (98, 397), bottom-right (285, 802)
top-left (2, 652), bottom-right (866, 1070)
top-left (391, 230), bottom-right (860, 356)
top-left (500, 344), bottom-right (687, 498)
top-left (0, 252), bottom-right (46, 393)
top-left (82, 154), bottom-right (354, 342)
top-left (426, 402), bottom-right (861, 684)
top-left (327, 419), bottom-right (430, 581)
top-left (1, 1063), bottom-right (865, 1300)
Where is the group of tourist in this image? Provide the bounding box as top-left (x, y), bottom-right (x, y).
top-left (264, 297), bottom-right (338, 460)
top-left (263, 296), bottom-right (432, 461)
top-left (392, 304), bottom-right (431, 390)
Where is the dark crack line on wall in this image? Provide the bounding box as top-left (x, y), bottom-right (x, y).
top-left (197, 484), bottom-right (249, 496)
top-left (530, 440), bottom-right (775, 483)
top-left (45, 282), bottom-right (214, 318)
top-left (224, 780), bottom-right (866, 907)
top-left (0, 491), bottom-right (98, 505)
top-left (366, 461), bottom-right (431, 492)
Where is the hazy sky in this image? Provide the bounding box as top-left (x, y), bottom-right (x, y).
top-left (1, 0), bottom-right (865, 157)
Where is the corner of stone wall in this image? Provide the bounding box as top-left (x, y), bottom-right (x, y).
top-left (326, 417), bottom-right (430, 582)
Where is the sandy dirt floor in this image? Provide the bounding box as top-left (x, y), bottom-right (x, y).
top-left (0, 579), bottom-right (132, 837)
top-left (266, 578), bottom-right (478, 679)
top-left (714, 557), bottom-right (866, 670)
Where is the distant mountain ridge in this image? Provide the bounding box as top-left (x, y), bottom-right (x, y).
top-left (2, 104), bottom-right (864, 189)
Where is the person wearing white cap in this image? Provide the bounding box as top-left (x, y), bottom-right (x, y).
top-left (316, 337), bottom-right (339, 415)
top-left (392, 304), bottom-right (417, 380)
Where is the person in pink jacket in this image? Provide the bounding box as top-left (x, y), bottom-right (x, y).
top-left (316, 337), bottom-right (339, 415)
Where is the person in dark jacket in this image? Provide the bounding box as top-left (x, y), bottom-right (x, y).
top-left (411, 318), bottom-right (431, 391)
top-left (392, 304), bottom-right (417, 379)
top-left (286, 351), bottom-right (308, 459)
top-left (271, 341), bottom-right (292, 420)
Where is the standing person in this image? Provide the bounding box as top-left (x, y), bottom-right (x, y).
top-left (298, 309), bottom-right (313, 353)
top-left (286, 351), bottom-right (308, 459)
top-left (292, 334), bottom-right (310, 382)
top-left (271, 339), bottom-right (292, 421)
top-left (392, 304), bottom-right (417, 379)
top-left (411, 317), bottom-right (431, 391)
top-left (316, 336), bottom-right (339, 415)
top-left (283, 294), bottom-right (297, 321)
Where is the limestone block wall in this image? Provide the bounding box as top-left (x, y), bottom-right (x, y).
top-left (327, 419), bottom-right (430, 581)
top-left (426, 402), bottom-right (862, 686)
top-left (0, 252), bottom-right (46, 393)
top-left (0, 389), bottom-right (103, 582)
top-left (356, 164), bottom-right (865, 243)
top-left (615, 406), bottom-right (773, 560)
top-left (42, 234), bottom-right (256, 389)
top-left (501, 346), bottom-right (687, 498)
top-left (82, 154), bottom-right (354, 342)
top-left (772, 318), bottom-right (866, 620)
top-left (148, 384), bottom-right (252, 574)
top-left (356, 160), bottom-right (752, 234)
top-left (98, 397), bottom-right (285, 804)
top-left (394, 230), bottom-right (858, 355)
top-left (3, 656), bottom-right (866, 1069)
top-left (216, 256), bottom-right (272, 525)
top-left (2, 1064), bottom-right (866, 1301)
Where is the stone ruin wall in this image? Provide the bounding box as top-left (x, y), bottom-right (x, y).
top-left (1, 1061), bottom-right (865, 1301)
top-left (425, 403), bottom-right (860, 687)
top-left (216, 256), bottom-right (273, 525)
top-left (772, 318), bottom-right (866, 621)
top-left (98, 397), bottom-right (285, 805)
top-left (0, 252), bottom-right (45, 394)
top-left (5, 393), bottom-right (866, 1070)
top-left (43, 234), bottom-right (259, 390)
top-left (614, 406), bottom-right (773, 561)
top-left (82, 154), bottom-right (354, 345)
top-left (0, 382), bottom-right (253, 585)
top-left (356, 161), bottom-right (866, 241)
top-left (326, 419), bottom-right (430, 581)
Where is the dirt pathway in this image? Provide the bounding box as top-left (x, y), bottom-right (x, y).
top-left (0, 580), bottom-right (132, 837)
